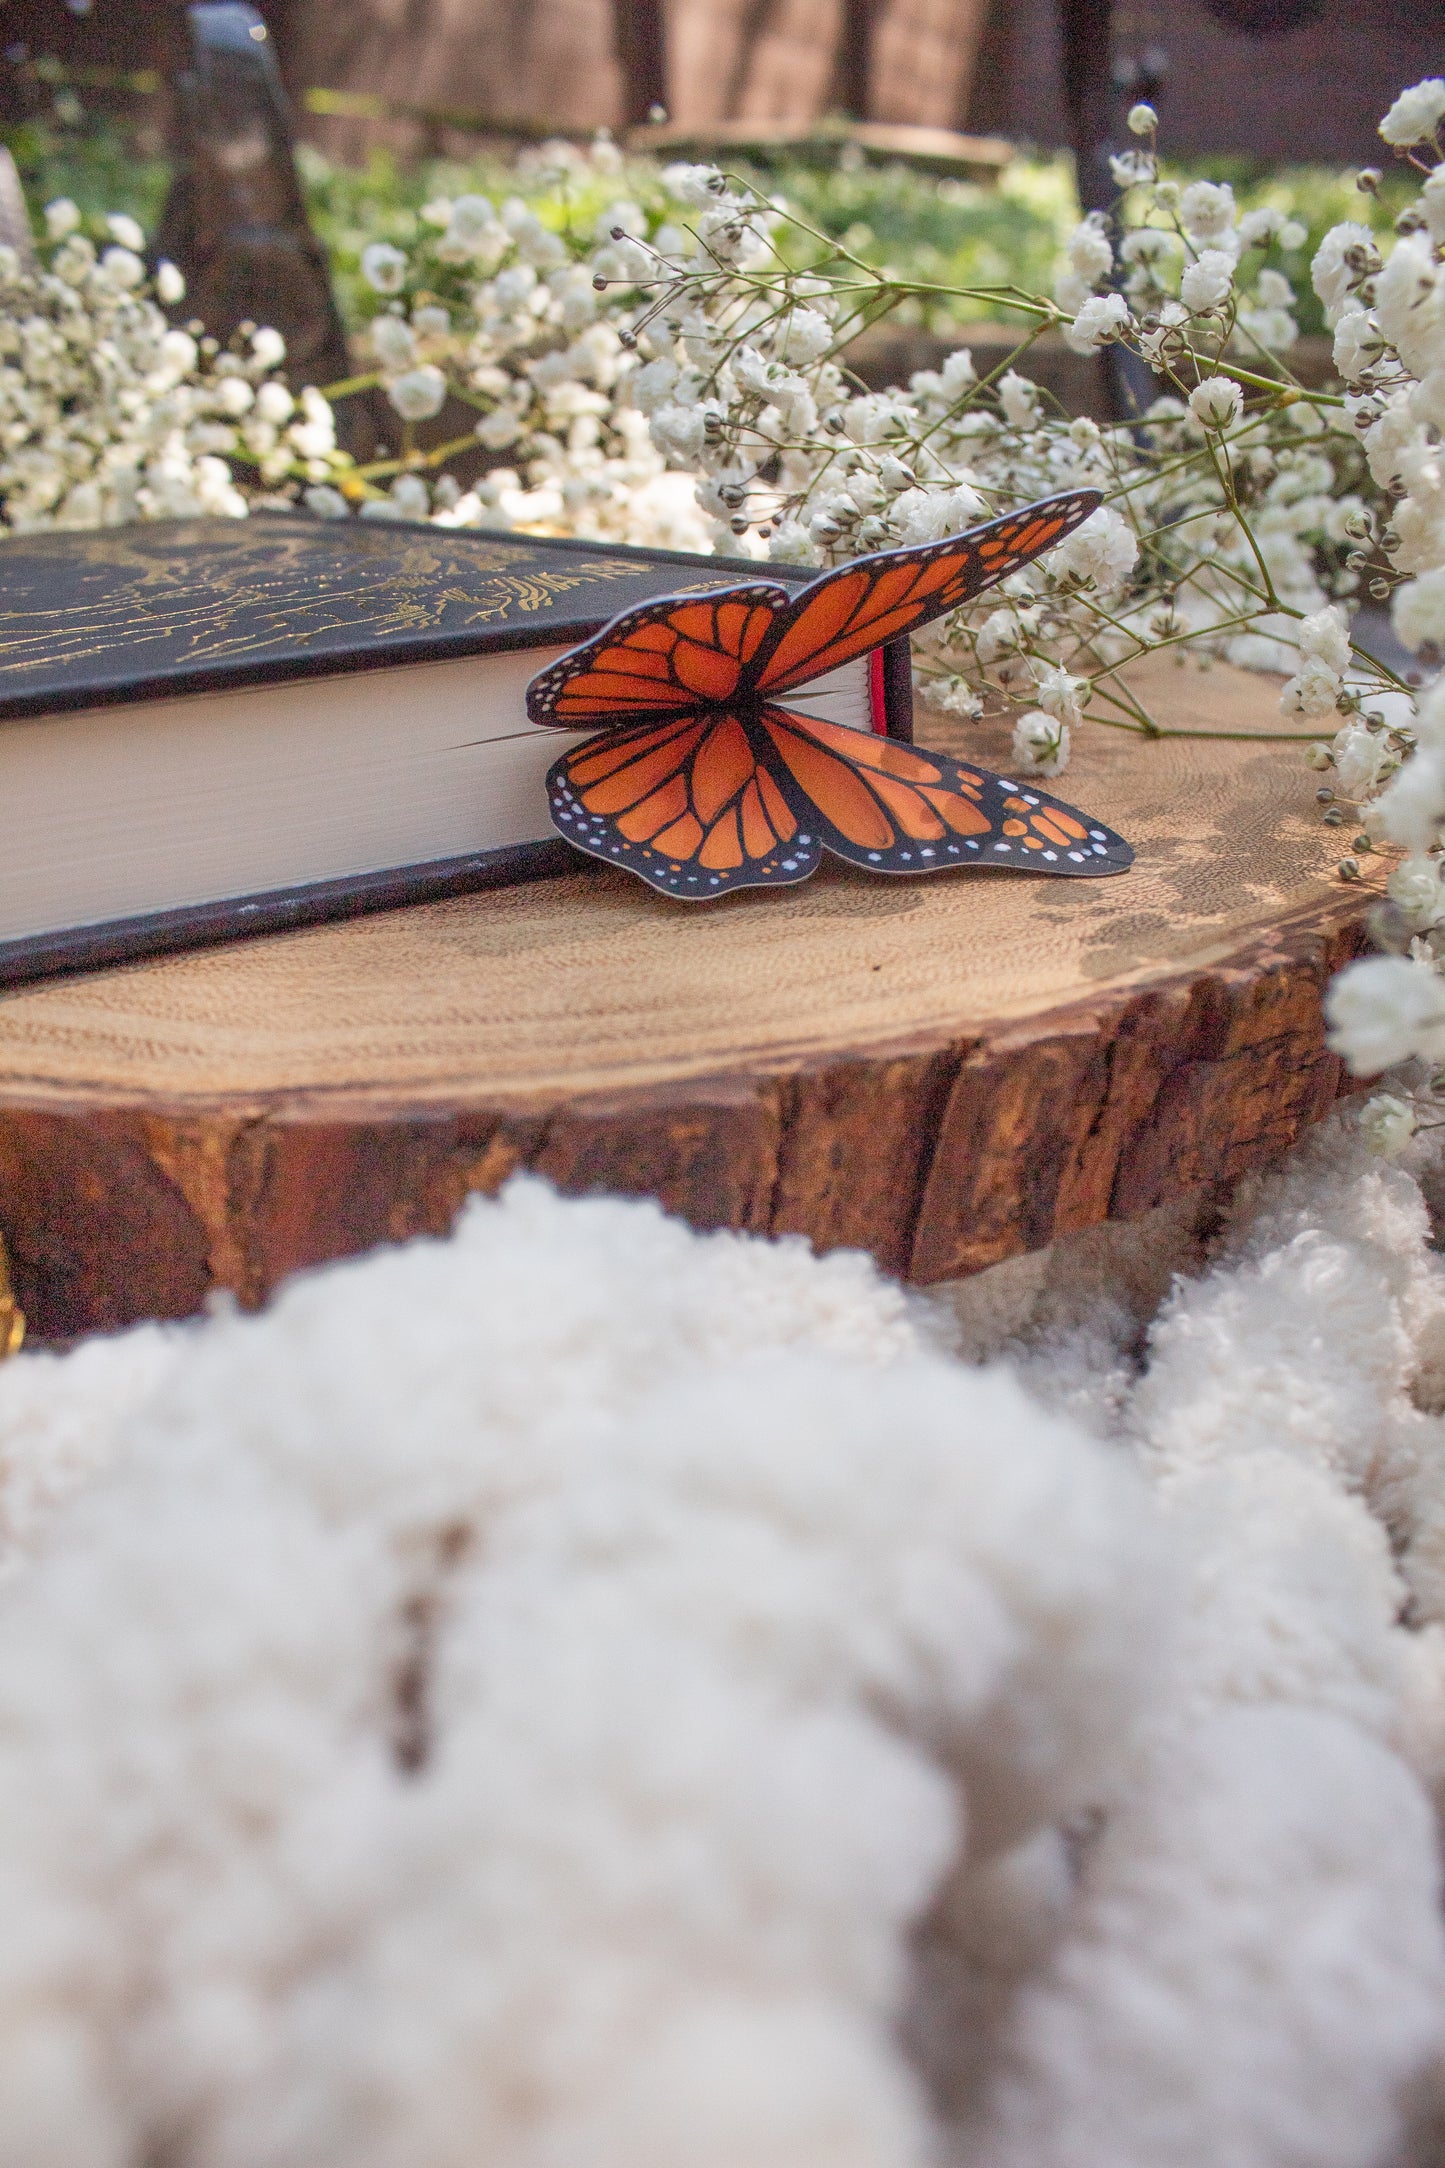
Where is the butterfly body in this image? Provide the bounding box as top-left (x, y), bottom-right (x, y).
top-left (527, 490), bottom-right (1134, 901)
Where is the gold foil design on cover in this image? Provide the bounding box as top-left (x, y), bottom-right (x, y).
top-left (0, 519), bottom-right (712, 701)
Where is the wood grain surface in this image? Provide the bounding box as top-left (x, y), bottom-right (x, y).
top-left (0, 653), bottom-right (1381, 1335)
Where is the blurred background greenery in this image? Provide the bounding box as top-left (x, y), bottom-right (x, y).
top-left (0, 88), bottom-right (1412, 344)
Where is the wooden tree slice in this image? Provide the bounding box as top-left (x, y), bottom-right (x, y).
top-left (0, 654), bottom-right (1382, 1337)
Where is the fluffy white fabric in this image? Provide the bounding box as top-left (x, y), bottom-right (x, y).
top-left (0, 1134), bottom-right (1442, 2166)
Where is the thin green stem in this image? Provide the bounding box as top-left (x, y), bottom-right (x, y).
top-left (354, 430), bottom-right (481, 482)
top-left (317, 370), bottom-right (383, 400)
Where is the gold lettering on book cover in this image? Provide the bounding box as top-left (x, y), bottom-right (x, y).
top-left (0, 520), bottom-right (715, 690)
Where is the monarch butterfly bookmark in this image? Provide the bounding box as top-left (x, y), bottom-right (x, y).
top-left (527, 492), bottom-right (1134, 901)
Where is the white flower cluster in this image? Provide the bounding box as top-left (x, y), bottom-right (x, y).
top-left (325, 135), bottom-right (726, 548)
top-left (474, 117), bottom-right (1382, 772)
top-left (5, 95), bottom-right (1435, 807)
top-left (1305, 84), bottom-right (1445, 1135)
top-left (0, 200), bottom-right (339, 531)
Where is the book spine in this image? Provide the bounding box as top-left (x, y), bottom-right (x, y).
top-left (879, 635), bottom-right (914, 743)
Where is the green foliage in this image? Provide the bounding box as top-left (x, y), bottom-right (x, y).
top-left (0, 97), bottom-right (1415, 349)
top-left (736, 150), bottom-right (1080, 328)
top-left (299, 136), bottom-right (1411, 342)
top-left (0, 109), bottom-right (170, 237)
top-left (295, 140), bottom-right (692, 329)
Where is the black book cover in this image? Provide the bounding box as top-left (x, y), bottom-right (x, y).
top-left (0, 513), bottom-right (818, 721)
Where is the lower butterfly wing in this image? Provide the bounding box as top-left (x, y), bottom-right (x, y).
top-left (758, 706), bottom-right (1134, 877)
top-left (526, 582), bottom-right (793, 728)
top-left (753, 490), bottom-right (1104, 696)
top-left (547, 709), bottom-right (822, 897)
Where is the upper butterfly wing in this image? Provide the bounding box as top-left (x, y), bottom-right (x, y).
top-left (758, 705), bottom-right (1133, 878)
top-left (753, 490), bottom-right (1103, 697)
top-left (526, 582), bottom-right (793, 728)
top-left (547, 708), bottom-right (821, 897)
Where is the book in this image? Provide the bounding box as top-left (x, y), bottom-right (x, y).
top-left (0, 515), bottom-right (913, 984)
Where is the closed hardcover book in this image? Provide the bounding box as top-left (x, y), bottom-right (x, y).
top-left (0, 515), bottom-right (913, 983)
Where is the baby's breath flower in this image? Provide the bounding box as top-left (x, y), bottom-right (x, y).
top-left (254, 382), bottom-right (294, 426)
top-left (304, 484), bottom-right (350, 519)
top-left (1327, 954), bottom-right (1445, 1072)
top-left (1360, 1091), bottom-right (1418, 1156)
top-left (766, 517), bottom-right (817, 564)
top-left (445, 194), bottom-right (495, 250)
top-left (1066, 216), bottom-right (1114, 284)
top-left (1394, 568), bottom-right (1445, 653)
top-left (650, 402), bottom-right (708, 462)
top-left (1387, 855), bottom-right (1445, 928)
top-left (1311, 222), bottom-right (1378, 322)
top-left (1180, 181), bottom-right (1237, 243)
top-left (1054, 268), bottom-right (1093, 317)
top-left (997, 371), bottom-right (1039, 427)
top-left (1066, 293), bottom-right (1130, 352)
top-left (890, 482), bottom-right (984, 544)
top-left (1421, 168), bottom-right (1445, 244)
top-left (1011, 709), bottom-right (1071, 777)
top-left (1188, 376), bottom-right (1244, 430)
top-left (1282, 655), bottom-right (1344, 718)
top-left (1331, 719), bottom-right (1396, 797)
top-left (1332, 309), bottom-right (1382, 383)
top-left (1180, 250), bottom-right (1235, 312)
top-left (288, 386), bottom-right (337, 459)
top-left (95, 246), bottom-right (142, 292)
top-left (477, 406), bottom-right (524, 449)
top-left (215, 375), bottom-right (254, 418)
top-left (1378, 79), bottom-right (1445, 148)
top-left (361, 242), bottom-right (408, 295)
top-left (1378, 742), bottom-right (1445, 854)
top-left (934, 678), bottom-right (984, 720)
top-left (775, 309), bottom-right (833, 365)
top-left (1238, 207), bottom-right (1282, 249)
top-left (1121, 227), bottom-right (1177, 266)
top-left (1298, 607), bottom-right (1353, 674)
top-left (1127, 102), bottom-right (1158, 135)
top-left (389, 474), bottom-right (431, 519)
top-left (386, 365), bottom-right (447, 422)
top-left (372, 316), bottom-right (417, 370)
top-left (660, 162), bottom-right (724, 207)
top-left (1109, 150), bottom-right (1156, 189)
top-left (1052, 506), bottom-right (1138, 590)
top-left (1033, 665), bottom-right (1086, 726)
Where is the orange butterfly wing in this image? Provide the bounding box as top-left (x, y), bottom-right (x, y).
top-left (753, 490), bottom-right (1103, 695)
top-left (757, 705), bottom-right (1134, 879)
top-left (526, 583), bottom-right (792, 728)
top-left (547, 710), bottom-right (821, 896)
top-left (548, 703), bottom-right (1132, 898)
top-left (534, 488), bottom-right (1131, 899)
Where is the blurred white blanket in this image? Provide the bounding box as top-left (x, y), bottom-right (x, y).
top-left (0, 1118), bottom-right (1443, 2168)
